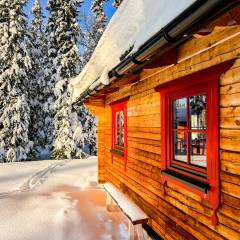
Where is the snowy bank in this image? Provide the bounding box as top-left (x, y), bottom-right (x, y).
top-left (72, 0), bottom-right (195, 100)
top-left (0, 160), bottom-right (63, 193)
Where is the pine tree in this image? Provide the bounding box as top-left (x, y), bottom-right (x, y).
top-left (44, 0), bottom-right (60, 152)
top-left (29, 0), bottom-right (48, 157)
top-left (85, 0), bottom-right (107, 63)
top-left (0, 1), bottom-right (9, 113)
top-left (0, 0), bottom-right (33, 162)
top-left (47, 0), bottom-right (85, 159)
top-left (54, 81), bottom-right (84, 159)
top-left (76, 106), bottom-right (97, 155)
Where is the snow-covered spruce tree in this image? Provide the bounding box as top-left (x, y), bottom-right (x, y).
top-left (29, 0), bottom-right (49, 157)
top-left (0, 0), bottom-right (9, 117)
top-left (83, 0), bottom-right (107, 63)
top-left (47, 0), bottom-right (85, 159)
top-left (44, 0), bottom-right (60, 153)
top-left (77, 106), bottom-right (97, 155)
top-left (0, 0), bottom-right (33, 162)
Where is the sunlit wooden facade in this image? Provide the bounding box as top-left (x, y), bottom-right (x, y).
top-left (84, 9), bottom-right (240, 240)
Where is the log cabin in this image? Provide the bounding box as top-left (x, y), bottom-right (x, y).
top-left (72, 0), bottom-right (240, 239)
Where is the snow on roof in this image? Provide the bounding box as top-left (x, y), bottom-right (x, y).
top-left (72, 0), bottom-right (196, 101)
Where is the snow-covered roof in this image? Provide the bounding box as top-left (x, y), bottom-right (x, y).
top-left (72, 0), bottom-right (196, 101)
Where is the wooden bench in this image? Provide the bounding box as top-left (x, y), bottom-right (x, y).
top-left (104, 182), bottom-right (149, 239)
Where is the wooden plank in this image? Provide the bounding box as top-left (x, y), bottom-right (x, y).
top-left (220, 171), bottom-right (240, 185)
top-left (128, 127), bottom-right (161, 135)
top-left (127, 131), bottom-right (161, 141)
top-left (221, 193), bottom-right (240, 210)
top-left (178, 26), bottom-right (240, 61)
top-left (220, 117), bottom-right (240, 129)
top-left (221, 160), bottom-right (240, 175)
top-left (221, 181), bottom-right (240, 199)
top-left (220, 59), bottom-right (240, 86)
top-left (220, 93), bottom-right (240, 107)
top-left (128, 141), bottom-right (160, 154)
top-left (128, 136), bottom-right (160, 146)
top-left (220, 106), bottom-right (240, 118)
top-left (220, 129), bottom-right (240, 152)
top-left (220, 203), bottom-right (240, 223)
top-left (220, 82), bottom-right (240, 95)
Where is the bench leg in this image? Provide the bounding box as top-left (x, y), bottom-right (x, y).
top-left (128, 220), bottom-right (135, 240)
top-left (136, 224), bottom-right (145, 240)
top-left (106, 193), bottom-right (115, 211)
top-left (106, 193), bottom-right (111, 205)
top-left (129, 223), bottom-right (150, 240)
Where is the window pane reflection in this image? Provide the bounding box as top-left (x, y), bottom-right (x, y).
top-left (190, 132), bottom-right (206, 167)
top-left (116, 111), bottom-right (124, 147)
top-left (173, 98), bottom-right (187, 129)
top-left (189, 95), bottom-right (206, 129)
top-left (174, 131), bottom-right (187, 163)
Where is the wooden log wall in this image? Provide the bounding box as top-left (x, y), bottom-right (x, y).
top-left (85, 100), bottom-right (106, 183)
top-left (89, 26), bottom-right (240, 239)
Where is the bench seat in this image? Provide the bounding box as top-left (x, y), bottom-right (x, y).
top-left (104, 182), bottom-right (148, 225)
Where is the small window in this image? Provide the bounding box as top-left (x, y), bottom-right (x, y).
top-left (116, 110), bottom-right (125, 148)
top-left (155, 61), bottom-right (234, 225)
top-left (110, 98), bottom-right (128, 168)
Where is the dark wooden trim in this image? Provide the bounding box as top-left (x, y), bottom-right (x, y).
top-left (170, 164), bottom-right (207, 178)
top-left (162, 169), bottom-right (210, 193)
top-left (110, 148), bottom-right (124, 157)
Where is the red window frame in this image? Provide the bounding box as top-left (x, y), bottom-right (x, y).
top-left (155, 60), bottom-right (234, 225)
top-left (110, 98), bottom-right (128, 170)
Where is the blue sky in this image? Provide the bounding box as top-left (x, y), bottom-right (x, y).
top-left (25, 0), bottom-right (116, 22)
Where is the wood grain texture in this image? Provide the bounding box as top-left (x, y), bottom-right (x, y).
top-left (86, 25), bottom-right (240, 239)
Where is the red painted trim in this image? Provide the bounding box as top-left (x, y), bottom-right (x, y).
top-left (156, 60), bottom-right (235, 225)
top-left (110, 98), bottom-right (128, 171)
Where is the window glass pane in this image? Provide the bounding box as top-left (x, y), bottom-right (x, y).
top-left (173, 131), bottom-right (187, 163)
top-left (190, 132), bottom-right (206, 167)
top-left (189, 95), bottom-right (206, 129)
top-left (173, 98), bottom-right (187, 130)
top-left (116, 111), bottom-right (124, 147)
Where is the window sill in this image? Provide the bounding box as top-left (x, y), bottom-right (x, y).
top-left (162, 169), bottom-right (210, 194)
top-left (110, 148), bottom-right (124, 157)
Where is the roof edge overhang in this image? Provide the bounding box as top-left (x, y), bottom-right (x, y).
top-left (75, 0), bottom-right (240, 105)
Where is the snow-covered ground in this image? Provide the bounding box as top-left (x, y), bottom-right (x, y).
top-left (0, 157), bottom-right (133, 240)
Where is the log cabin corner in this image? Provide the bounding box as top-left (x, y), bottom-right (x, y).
top-left (72, 0), bottom-right (240, 239)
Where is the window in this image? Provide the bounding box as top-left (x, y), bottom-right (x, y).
top-left (155, 61), bottom-right (234, 225)
top-left (171, 94), bottom-right (207, 178)
top-left (110, 98), bottom-right (128, 169)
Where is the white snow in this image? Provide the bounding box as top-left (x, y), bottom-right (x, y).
top-left (0, 157), bottom-right (134, 240)
top-left (0, 160), bottom-right (61, 194)
top-left (104, 182), bottom-right (148, 224)
top-left (72, 0), bottom-right (196, 100)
